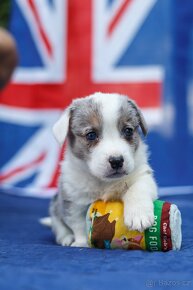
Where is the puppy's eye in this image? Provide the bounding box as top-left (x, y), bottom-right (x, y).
top-left (123, 127), bottom-right (133, 138)
top-left (86, 131), bottom-right (97, 141)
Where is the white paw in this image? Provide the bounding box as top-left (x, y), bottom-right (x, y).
top-left (124, 204), bottom-right (154, 232)
top-left (71, 238), bottom-right (88, 248)
top-left (56, 234), bottom-right (74, 246)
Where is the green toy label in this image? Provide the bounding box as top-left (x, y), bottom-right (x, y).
top-left (145, 200), bottom-right (165, 251)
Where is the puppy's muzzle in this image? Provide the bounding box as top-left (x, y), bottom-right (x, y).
top-left (109, 155), bottom-right (124, 170)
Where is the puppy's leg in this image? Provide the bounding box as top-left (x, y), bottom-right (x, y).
top-left (123, 171), bottom-right (157, 232)
top-left (70, 220), bottom-right (87, 247)
top-left (50, 194), bottom-right (87, 247)
top-left (52, 216), bottom-right (74, 246)
top-left (49, 194), bottom-right (74, 246)
top-left (66, 205), bottom-right (88, 247)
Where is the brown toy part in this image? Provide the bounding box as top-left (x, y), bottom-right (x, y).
top-left (92, 213), bottom-right (116, 249)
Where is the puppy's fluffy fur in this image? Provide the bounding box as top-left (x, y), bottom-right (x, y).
top-left (50, 92), bottom-right (158, 247)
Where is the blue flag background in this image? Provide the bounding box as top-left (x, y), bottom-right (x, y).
top-left (0, 0), bottom-right (192, 196)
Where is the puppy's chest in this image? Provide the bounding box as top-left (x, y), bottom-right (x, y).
top-left (62, 177), bottom-right (127, 206)
top-left (61, 177), bottom-right (102, 205)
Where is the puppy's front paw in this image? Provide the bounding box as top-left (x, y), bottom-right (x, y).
top-left (124, 204), bottom-right (154, 232)
top-left (56, 234), bottom-right (74, 246)
top-left (71, 241), bottom-right (88, 247)
top-left (71, 237), bottom-right (88, 248)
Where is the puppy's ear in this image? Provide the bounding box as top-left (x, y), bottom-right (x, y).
top-left (128, 100), bottom-right (148, 136)
top-left (53, 107), bottom-right (72, 146)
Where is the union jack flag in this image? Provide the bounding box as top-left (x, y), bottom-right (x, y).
top-left (0, 0), bottom-right (168, 196)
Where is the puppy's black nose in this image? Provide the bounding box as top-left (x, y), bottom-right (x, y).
top-left (109, 156), bottom-right (124, 170)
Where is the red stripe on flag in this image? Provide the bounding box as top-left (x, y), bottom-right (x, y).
top-left (0, 82), bottom-right (162, 109)
top-left (47, 142), bottom-right (67, 188)
top-left (28, 0), bottom-right (53, 57)
top-left (108, 0), bottom-right (132, 36)
top-left (0, 152), bottom-right (46, 183)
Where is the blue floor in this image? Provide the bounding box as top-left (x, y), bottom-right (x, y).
top-left (0, 192), bottom-right (193, 290)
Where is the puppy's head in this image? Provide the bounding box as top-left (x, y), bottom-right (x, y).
top-left (53, 93), bottom-right (147, 181)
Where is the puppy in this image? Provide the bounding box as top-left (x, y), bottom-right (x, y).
top-left (50, 92), bottom-right (158, 247)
